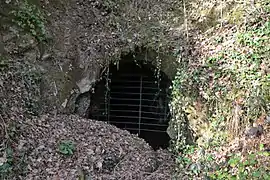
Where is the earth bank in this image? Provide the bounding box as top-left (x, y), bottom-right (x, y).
top-left (3, 114), bottom-right (176, 180)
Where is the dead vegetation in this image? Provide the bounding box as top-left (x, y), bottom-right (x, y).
top-left (0, 0), bottom-right (270, 179)
top-left (1, 114), bottom-right (175, 180)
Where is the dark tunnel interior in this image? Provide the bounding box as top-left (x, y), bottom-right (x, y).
top-left (89, 60), bottom-right (172, 150)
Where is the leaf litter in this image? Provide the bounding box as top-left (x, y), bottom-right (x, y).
top-left (10, 114), bottom-right (175, 180)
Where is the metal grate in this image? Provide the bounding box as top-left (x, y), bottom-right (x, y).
top-left (90, 63), bottom-right (171, 137)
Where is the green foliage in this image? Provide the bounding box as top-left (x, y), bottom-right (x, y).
top-left (0, 144), bottom-right (29, 179)
top-left (170, 3), bottom-right (270, 178)
top-left (0, 147), bottom-right (14, 179)
top-left (175, 143), bottom-right (270, 179)
top-left (176, 145), bottom-right (195, 167)
top-left (175, 145), bottom-right (217, 178)
top-left (209, 152), bottom-right (270, 180)
top-left (10, 0), bottom-right (46, 42)
top-left (170, 2), bottom-right (270, 153)
top-left (58, 140), bottom-right (76, 156)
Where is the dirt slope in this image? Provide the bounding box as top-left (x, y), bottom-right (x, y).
top-left (7, 114), bottom-right (175, 180)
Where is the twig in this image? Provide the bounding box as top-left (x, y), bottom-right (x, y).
top-left (53, 81), bottom-right (58, 96)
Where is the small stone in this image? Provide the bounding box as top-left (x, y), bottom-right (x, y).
top-left (245, 125), bottom-right (263, 137)
top-left (0, 154), bottom-right (7, 166)
top-left (265, 116), bottom-right (270, 124)
top-left (95, 160), bottom-right (103, 171)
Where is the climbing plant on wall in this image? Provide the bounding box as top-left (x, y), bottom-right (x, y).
top-left (170, 0), bottom-right (270, 152)
top-left (10, 0), bottom-right (47, 43)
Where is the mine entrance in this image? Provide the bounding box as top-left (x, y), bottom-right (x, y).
top-left (89, 61), bottom-right (171, 150)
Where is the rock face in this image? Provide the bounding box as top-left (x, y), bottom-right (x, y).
top-left (13, 114), bottom-right (175, 180)
top-left (1, 0), bottom-right (183, 116)
top-left (36, 0), bottom-right (181, 115)
top-left (0, 0), bottom-right (184, 161)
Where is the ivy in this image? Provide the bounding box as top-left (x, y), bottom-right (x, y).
top-left (170, 0), bottom-right (270, 154)
top-left (10, 0), bottom-right (46, 43)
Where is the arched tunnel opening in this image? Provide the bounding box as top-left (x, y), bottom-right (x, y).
top-left (88, 60), bottom-right (172, 150)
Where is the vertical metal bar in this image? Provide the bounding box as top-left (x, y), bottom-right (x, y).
top-left (138, 75), bottom-right (143, 135)
top-left (105, 67), bottom-right (110, 123)
top-left (107, 80), bottom-right (110, 123)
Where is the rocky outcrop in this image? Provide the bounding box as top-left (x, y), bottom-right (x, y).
top-left (1, 0), bottom-right (184, 115)
top-left (0, 0), bottom-right (186, 149)
top-left (37, 0), bottom-right (183, 115)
